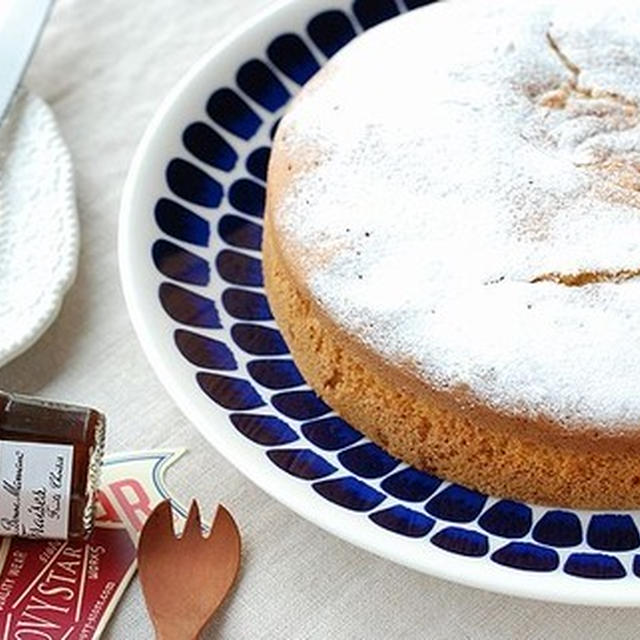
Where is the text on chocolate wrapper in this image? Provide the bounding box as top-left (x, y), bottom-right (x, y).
top-left (0, 443), bottom-right (73, 539)
top-left (1, 450), bottom-right (25, 534)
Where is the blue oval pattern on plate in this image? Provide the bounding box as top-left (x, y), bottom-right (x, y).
top-left (229, 179), bottom-right (266, 217)
top-left (152, 240), bottom-right (210, 286)
top-left (338, 442), bottom-right (399, 479)
top-left (307, 10), bottom-right (356, 58)
top-left (246, 147), bottom-right (271, 182)
top-left (491, 543), bottom-right (559, 572)
top-left (301, 416), bottom-right (362, 450)
top-left (425, 485), bottom-right (487, 523)
top-left (207, 88), bottom-right (262, 140)
top-left (174, 329), bottom-right (237, 370)
top-left (587, 515), bottom-right (640, 552)
top-left (197, 372), bottom-right (265, 410)
top-left (216, 249), bottom-right (263, 287)
top-left (149, 2), bottom-right (640, 584)
top-left (222, 288), bottom-right (272, 320)
top-left (218, 215), bottom-right (263, 251)
top-left (155, 198), bottom-right (210, 247)
top-left (159, 283), bottom-right (221, 328)
top-left (431, 527), bottom-right (489, 557)
top-left (183, 122), bottom-right (238, 171)
top-left (248, 359), bottom-right (304, 389)
top-left (381, 467), bottom-right (441, 502)
top-left (267, 34), bottom-right (320, 85)
top-left (166, 158), bottom-right (223, 207)
top-left (231, 323), bottom-right (289, 355)
top-left (353, 0), bottom-right (399, 29)
top-left (272, 390), bottom-right (331, 420)
top-left (478, 500), bottom-right (532, 539)
top-left (237, 59), bottom-right (290, 111)
top-left (532, 510), bottom-right (583, 548)
top-left (564, 553), bottom-right (627, 580)
top-left (268, 448), bottom-right (337, 479)
top-left (369, 505), bottom-right (435, 538)
top-left (313, 477), bottom-right (385, 511)
top-left (230, 413), bottom-right (299, 446)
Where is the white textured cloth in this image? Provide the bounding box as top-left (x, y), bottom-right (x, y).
top-left (0, 0), bottom-right (638, 637)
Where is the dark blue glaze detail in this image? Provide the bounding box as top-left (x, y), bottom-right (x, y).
top-left (174, 329), bottom-right (237, 370)
top-left (267, 448), bottom-right (336, 480)
top-left (301, 416), bottom-right (362, 451)
top-left (587, 515), bottom-right (640, 551)
top-left (425, 485), bottom-right (487, 523)
top-left (246, 147), bottom-right (271, 182)
top-left (403, 0), bottom-right (436, 8)
top-left (183, 122), bottom-right (237, 171)
top-left (229, 179), bottom-right (266, 217)
top-left (270, 118), bottom-right (281, 140)
top-left (152, 240), bottom-right (209, 286)
top-left (353, 0), bottom-right (399, 29)
top-left (159, 283), bottom-right (221, 328)
top-left (381, 468), bottom-right (441, 502)
top-left (206, 88), bottom-right (262, 140)
top-left (230, 413), bottom-right (298, 446)
top-left (247, 359), bottom-right (304, 390)
top-left (313, 477), bottom-right (385, 511)
top-left (155, 199), bottom-right (209, 247)
top-left (218, 215), bottom-right (263, 251)
top-left (564, 553), bottom-right (626, 579)
top-left (633, 555), bottom-right (640, 577)
top-left (431, 527), bottom-right (489, 557)
top-left (369, 506), bottom-right (435, 538)
top-left (307, 10), bottom-right (357, 58)
top-left (491, 543), bottom-right (559, 572)
top-left (166, 158), bottom-right (223, 207)
top-left (236, 59), bottom-right (290, 112)
top-left (271, 390), bottom-right (331, 420)
top-left (196, 372), bottom-right (265, 410)
top-left (222, 289), bottom-right (272, 320)
top-left (215, 250), bottom-right (263, 287)
top-left (231, 323), bottom-right (289, 355)
top-left (478, 500), bottom-right (533, 539)
top-left (532, 511), bottom-right (583, 548)
top-left (267, 34), bottom-right (320, 85)
top-left (338, 442), bottom-right (399, 479)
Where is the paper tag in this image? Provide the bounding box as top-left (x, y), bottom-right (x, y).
top-left (0, 441), bottom-right (73, 539)
top-left (0, 448), bottom-right (187, 639)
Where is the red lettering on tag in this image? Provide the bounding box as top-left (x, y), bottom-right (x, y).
top-left (109, 480), bottom-right (152, 532)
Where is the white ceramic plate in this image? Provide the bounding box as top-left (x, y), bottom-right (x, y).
top-left (119, 0), bottom-right (640, 606)
top-left (0, 90), bottom-right (78, 367)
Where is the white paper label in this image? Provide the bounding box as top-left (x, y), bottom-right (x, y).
top-left (0, 441), bottom-right (73, 539)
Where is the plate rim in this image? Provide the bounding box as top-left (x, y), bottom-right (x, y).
top-left (118, 0), bottom-right (640, 607)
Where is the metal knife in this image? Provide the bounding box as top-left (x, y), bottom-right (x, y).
top-left (0, 0), bottom-right (53, 126)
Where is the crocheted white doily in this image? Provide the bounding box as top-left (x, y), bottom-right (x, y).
top-left (0, 90), bottom-right (78, 367)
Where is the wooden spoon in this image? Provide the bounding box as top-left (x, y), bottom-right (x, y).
top-left (137, 500), bottom-right (241, 640)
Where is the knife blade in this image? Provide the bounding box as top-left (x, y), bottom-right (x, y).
top-left (0, 0), bottom-right (53, 126)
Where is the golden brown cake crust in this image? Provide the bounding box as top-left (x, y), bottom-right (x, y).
top-left (264, 202), bottom-right (640, 509)
top-left (262, 0), bottom-right (640, 508)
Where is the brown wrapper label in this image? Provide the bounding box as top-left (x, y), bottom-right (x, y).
top-left (0, 449), bottom-right (186, 639)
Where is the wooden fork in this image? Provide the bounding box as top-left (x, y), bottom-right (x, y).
top-left (137, 500), bottom-right (241, 640)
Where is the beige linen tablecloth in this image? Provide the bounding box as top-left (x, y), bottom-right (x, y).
top-left (2, 0), bottom-right (640, 637)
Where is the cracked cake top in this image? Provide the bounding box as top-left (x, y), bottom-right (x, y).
top-left (267, 0), bottom-right (640, 430)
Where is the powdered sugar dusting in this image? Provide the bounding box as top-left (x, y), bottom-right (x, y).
top-left (270, 0), bottom-right (640, 429)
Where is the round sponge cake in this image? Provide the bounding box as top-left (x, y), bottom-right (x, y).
top-left (263, 0), bottom-right (640, 507)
